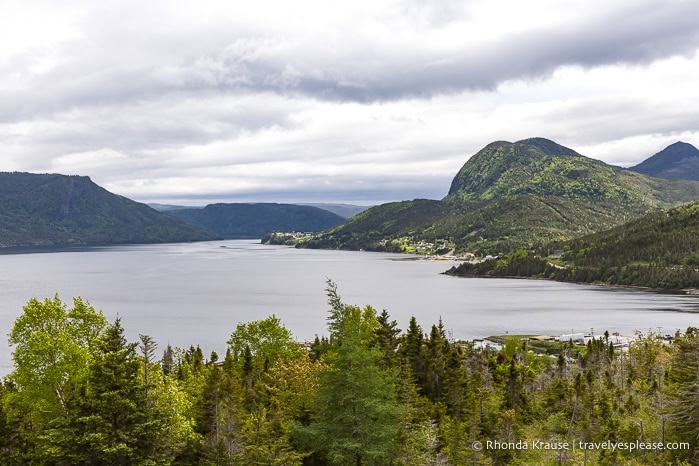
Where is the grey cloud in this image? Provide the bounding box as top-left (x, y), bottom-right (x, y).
top-left (537, 97), bottom-right (699, 148)
top-left (3, 92), bottom-right (303, 166)
top-left (127, 174), bottom-right (452, 205)
top-left (3, 0), bottom-right (698, 123)
top-left (196, 1), bottom-right (699, 102)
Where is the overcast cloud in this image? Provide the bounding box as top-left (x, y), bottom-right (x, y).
top-left (1, 0), bottom-right (698, 205)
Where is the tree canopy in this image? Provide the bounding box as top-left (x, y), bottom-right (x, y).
top-left (1, 292), bottom-right (697, 464)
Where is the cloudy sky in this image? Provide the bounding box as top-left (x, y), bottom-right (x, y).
top-left (2, 0), bottom-right (698, 205)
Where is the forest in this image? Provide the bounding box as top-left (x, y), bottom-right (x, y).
top-left (446, 201), bottom-right (699, 290)
top-left (0, 283), bottom-right (697, 465)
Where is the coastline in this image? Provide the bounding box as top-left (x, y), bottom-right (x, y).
top-left (442, 270), bottom-right (699, 297)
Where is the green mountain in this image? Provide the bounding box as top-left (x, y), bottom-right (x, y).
top-left (629, 141), bottom-right (699, 180)
top-left (0, 172), bottom-right (221, 249)
top-left (302, 138), bottom-right (699, 253)
top-left (447, 200), bottom-right (699, 290)
top-left (148, 203), bottom-right (201, 212)
top-left (169, 203), bottom-right (346, 239)
top-left (299, 203), bottom-right (370, 219)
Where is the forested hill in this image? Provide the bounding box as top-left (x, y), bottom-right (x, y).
top-left (302, 138), bottom-right (699, 254)
top-left (630, 141), bottom-right (699, 181)
top-left (169, 203), bottom-right (346, 238)
top-left (447, 201), bottom-right (699, 290)
top-left (0, 172), bottom-right (220, 248)
top-left (298, 203), bottom-right (370, 219)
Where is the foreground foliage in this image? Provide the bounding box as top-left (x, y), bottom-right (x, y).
top-left (2, 290), bottom-right (697, 464)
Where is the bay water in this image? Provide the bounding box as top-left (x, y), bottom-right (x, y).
top-left (1, 239), bottom-right (697, 374)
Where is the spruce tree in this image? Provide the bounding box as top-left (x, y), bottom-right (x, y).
top-left (67, 319), bottom-right (167, 465)
top-left (301, 282), bottom-right (400, 465)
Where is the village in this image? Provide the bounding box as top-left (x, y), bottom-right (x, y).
top-left (471, 329), bottom-right (677, 357)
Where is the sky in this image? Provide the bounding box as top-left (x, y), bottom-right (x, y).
top-left (1, 0), bottom-right (698, 206)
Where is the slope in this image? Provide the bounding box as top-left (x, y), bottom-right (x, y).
top-left (0, 172), bottom-right (220, 248)
top-left (169, 203), bottom-right (346, 239)
top-left (629, 141), bottom-right (699, 181)
top-left (447, 201), bottom-right (699, 290)
top-left (303, 138), bottom-right (699, 253)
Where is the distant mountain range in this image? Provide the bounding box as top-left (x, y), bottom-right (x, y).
top-left (629, 141), bottom-right (699, 180)
top-left (4, 139), bottom-right (698, 255)
top-left (150, 202), bottom-right (370, 219)
top-left (168, 203), bottom-right (346, 238)
top-left (300, 138), bottom-right (699, 253)
top-left (147, 203), bottom-right (200, 212)
top-left (0, 173), bottom-right (358, 249)
top-left (298, 203), bottom-right (370, 219)
top-left (0, 173), bottom-right (220, 249)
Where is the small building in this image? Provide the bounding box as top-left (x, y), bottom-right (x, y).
top-left (558, 333), bottom-right (585, 344)
top-left (472, 339), bottom-right (502, 351)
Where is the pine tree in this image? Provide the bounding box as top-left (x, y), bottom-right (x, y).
top-left (667, 327), bottom-right (699, 463)
top-left (400, 316), bottom-right (427, 393)
top-left (373, 309), bottom-right (401, 369)
top-left (424, 323), bottom-right (450, 403)
top-left (161, 344), bottom-right (174, 376)
top-left (301, 282), bottom-right (401, 465)
top-left (67, 319), bottom-right (167, 465)
top-left (195, 360), bottom-right (245, 465)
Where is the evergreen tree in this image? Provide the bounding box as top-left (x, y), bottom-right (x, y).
top-left (301, 282), bottom-right (400, 465)
top-left (667, 327), bottom-right (699, 463)
top-left (400, 316), bottom-right (427, 393)
top-left (139, 334), bottom-right (158, 410)
top-left (373, 309), bottom-right (401, 369)
top-left (161, 344), bottom-right (174, 377)
top-left (194, 354), bottom-right (245, 465)
top-left (424, 323), bottom-right (450, 403)
top-left (67, 319), bottom-right (168, 465)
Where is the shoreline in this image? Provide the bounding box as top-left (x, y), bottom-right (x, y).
top-left (442, 271), bottom-right (699, 297)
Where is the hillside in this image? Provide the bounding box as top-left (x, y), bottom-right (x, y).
top-left (446, 201), bottom-right (699, 290)
top-left (299, 203), bottom-right (370, 219)
top-left (302, 138), bottom-right (699, 253)
top-left (629, 141), bottom-right (699, 180)
top-left (0, 172), bottom-right (220, 248)
top-left (148, 203), bottom-right (200, 212)
top-left (169, 203), bottom-right (346, 238)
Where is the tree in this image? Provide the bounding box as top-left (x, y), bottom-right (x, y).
top-left (7, 295), bottom-right (107, 420)
top-left (195, 355), bottom-right (245, 464)
top-left (373, 309), bottom-right (401, 369)
top-left (67, 319), bottom-right (168, 465)
top-left (301, 281), bottom-right (400, 465)
top-left (666, 327), bottom-right (699, 463)
top-left (6, 295), bottom-right (108, 462)
top-left (400, 316), bottom-right (427, 393)
top-left (424, 322), bottom-right (450, 403)
top-left (161, 344), bottom-right (174, 376)
top-left (139, 334), bottom-right (158, 410)
top-left (227, 315), bottom-right (302, 376)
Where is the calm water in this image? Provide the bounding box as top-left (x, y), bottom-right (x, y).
top-left (1, 240), bottom-right (698, 374)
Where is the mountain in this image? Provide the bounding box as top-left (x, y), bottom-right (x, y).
top-left (151, 202), bottom-right (367, 218)
top-left (0, 172), bottom-right (220, 248)
top-left (299, 203), bottom-right (370, 219)
top-left (148, 203), bottom-right (202, 212)
top-left (447, 201), bottom-right (699, 290)
top-left (169, 203), bottom-right (346, 238)
top-left (301, 138), bottom-right (699, 253)
top-left (629, 141), bottom-right (699, 180)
